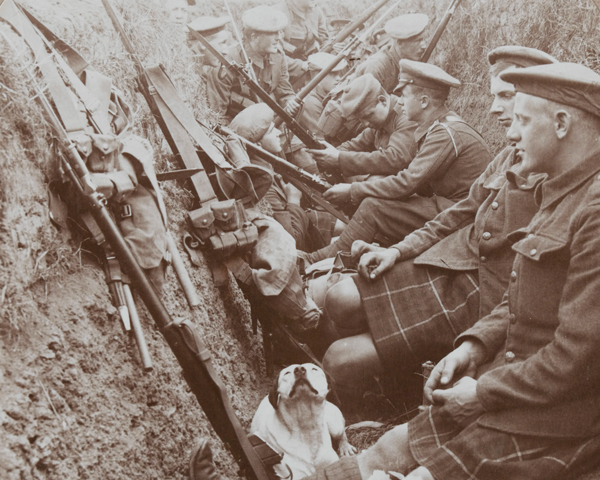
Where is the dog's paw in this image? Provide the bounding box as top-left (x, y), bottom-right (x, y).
top-left (338, 438), bottom-right (357, 456)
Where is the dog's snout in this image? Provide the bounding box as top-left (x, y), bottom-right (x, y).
top-left (294, 366), bottom-right (306, 377)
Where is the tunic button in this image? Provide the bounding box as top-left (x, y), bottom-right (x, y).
top-left (491, 201), bottom-right (499, 210)
top-left (505, 351), bottom-right (516, 362)
top-left (530, 249), bottom-right (537, 256)
top-left (510, 271), bottom-right (517, 281)
top-left (482, 232), bottom-right (491, 240)
top-left (480, 256), bottom-right (486, 262)
top-left (527, 233), bottom-right (535, 239)
top-left (509, 313), bottom-right (516, 324)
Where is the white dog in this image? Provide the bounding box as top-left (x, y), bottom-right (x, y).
top-left (251, 363), bottom-right (356, 480)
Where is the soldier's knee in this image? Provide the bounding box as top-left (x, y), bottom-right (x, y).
top-left (323, 339), bottom-right (361, 385)
top-left (324, 277), bottom-right (362, 328)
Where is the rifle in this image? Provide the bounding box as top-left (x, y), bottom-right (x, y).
top-left (320, 0), bottom-right (390, 53)
top-left (219, 127), bottom-right (349, 224)
top-left (17, 29), bottom-right (271, 480)
top-left (188, 29), bottom-right (327, 151)
top-left (222, 0), bottom-right (258, 83)
top-left (420, 0), bottom-right (464, 62)
top-left (295, 0), bottom-right (404, 103)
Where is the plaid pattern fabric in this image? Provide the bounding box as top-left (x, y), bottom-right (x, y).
top-left (409, 406), bottom-right (600, 480)
top-left (355, 260), bottom-right (480, 370)
top-left (306, 209), bottom-right (337, 250)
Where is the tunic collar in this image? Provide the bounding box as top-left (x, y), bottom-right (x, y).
top-left (414, 107), bottom-right (452, 142)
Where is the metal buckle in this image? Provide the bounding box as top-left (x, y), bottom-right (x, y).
top-left (120, 204), bottom-right (132, 219)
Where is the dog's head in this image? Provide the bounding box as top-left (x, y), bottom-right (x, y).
top-left (268, 363), bottom-right (328, 409)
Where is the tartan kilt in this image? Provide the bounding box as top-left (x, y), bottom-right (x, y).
top-left (354, 259), bottom-right (480, 370)
top-left (409, 406), bottom-right (600, 480)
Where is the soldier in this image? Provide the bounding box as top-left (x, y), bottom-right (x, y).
top-left (186, 17), bottom-right (232, 77)
top-left (317, 47), bottom-right (556, 406)
top-left (166, 0), bottom-right (189, 30)
top-left (303, 60), bottom-right (492, 264)
top-left (229, 103), bottom-right (339, 253)
top-left (354, 13), bottom-right (429, 94)
top-left (308, 73), bottom-right (418, 183)
top-left (205, 5), bottom-right (298, 124)
top-left (273, 0), bottom-right (329, 87)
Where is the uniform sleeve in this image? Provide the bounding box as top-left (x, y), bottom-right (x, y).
top-left (317, 8), bottom-right (329, 45)
top-left (205, 66), bottom-right (232, 119)
top-left (391, 150), bottom-right (508, 260)
top-left (477, 201), bottom-right (600, 410)
top-left (349, 125), bottom-right (455, 203)
top-left (337, 116), bottom-right (417, 177)
top-left (274, 55), bottom-right (296, 106)
top-left (286, 56), bottom-right (307, 80)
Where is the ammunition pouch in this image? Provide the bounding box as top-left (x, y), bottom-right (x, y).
top-left (187, 199), bottom-right (258, 258)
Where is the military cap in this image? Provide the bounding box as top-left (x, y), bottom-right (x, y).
top-left (394, 59), bottom-right (460, 93)
top-left (187, 16), bottom-right (230, 37)
top-left (242, 6), bottom-right (287, 33)
top-left (307, 52), bottom-right (348, 73)
top-left (340, 74), bottom-right (384, 118)
top-left (488, 45), bottom-right (558, 68)
top-left (500, 62), bottom-right (600, 118)
top-left (384, 13), bottom-right (428, 41)
top-left (229, 103), bottom-right (275, 143)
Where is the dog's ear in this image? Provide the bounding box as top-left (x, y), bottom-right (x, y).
top-left (268, 376), bottom-right (280, 410)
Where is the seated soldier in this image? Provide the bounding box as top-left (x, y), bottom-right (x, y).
top-left (309, 73), bottom-right (418, 183)
top-left (229, 103), bottom-right (341, 253)
top-left (273, 0), bottom-right (330, 88)
top-left (189, 61), bottom-right (600, 480)
top-left (205, 5), bottom-right (299, 124)
top-left (186, 16), bottom-right (232, 81)
top-left (318, 46), bottom-right (557, 405)
top-left (304, 62), bottom-right (491, 264)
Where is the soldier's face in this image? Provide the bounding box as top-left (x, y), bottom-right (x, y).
top-left (259, 124), bottom-right (282, 154)
top-left (489, 72), bottom-right (516, 130)
top-left (507, 93), bottom-right (559, 174)
top-left (399, 85), bottom-right (423, 122)
top-left (400, 33), bottom-right (427, 61)
top-left (357, 96), bottom-right (389, 129)
top-left (167, 0), bottom-right (188, 26)
top-left (292, 0), bottom-right (317, 13)
top-left (253, 32), bottom-right (280, 56)
top-left (203, 31), bottom-right (232, 67)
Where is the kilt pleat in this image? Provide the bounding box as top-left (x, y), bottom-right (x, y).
top-left (408, 407), bottom-right (600, 480)
top-left (354, 260), bottom-right (480, 370)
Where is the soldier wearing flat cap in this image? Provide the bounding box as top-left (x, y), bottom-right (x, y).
top-left (307, 47), bottom-right (557, 407)
top-left (308, 73), bottom-right (418, 187)
top-left (187, 16), bottom-right (232, 73)
top-left (353, 13), bottom-right (429, 94)
top-left (205, 5), bottom-right (298, 124)
top-left (304, 62), bottom-right (490, 264)
top-left (273, 0), bottom-right (330, 87)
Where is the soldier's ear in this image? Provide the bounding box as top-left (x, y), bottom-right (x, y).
top-left (268, 377), bottom-right (280, 409)
top-left (420, 95), bottom-right (430, 110)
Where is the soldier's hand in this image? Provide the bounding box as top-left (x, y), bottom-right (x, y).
top-left (357, 248), bottom-right (399, 281)
top-left (350, 240), bottom-right (385, 263)
top-left (285, 98), bottom-right (301, 117)
top-left (423, 339), bottom-right (487, 405)
top-left (430, 377), bottom-right (484, 427)
top-left (323, 183), bottom-right (351, 205)
top-left (307, 145), bottom-right (340, 171)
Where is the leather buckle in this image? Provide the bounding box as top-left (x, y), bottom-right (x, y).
top-left (120, 204), bottom-right (132, 219)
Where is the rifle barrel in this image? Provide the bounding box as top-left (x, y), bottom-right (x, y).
top-left (420, 0), bottom-right (463, 63)
top-left (321, 0), bottom-right (391, 53)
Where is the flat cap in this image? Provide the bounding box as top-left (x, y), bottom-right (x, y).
top-left (500, 62), bottom-right (600, 118)
top-left (308, 52), bottom-right (347, 72)
top-left (229, 103), bottom-right (275, 143)
top-left (394, 59), bottom-right (460, 93)
top-left (187, 16), bottom-right (230, 37)
top-left (242, 6), bottom-right (287, 33)
top-left (385, 13), bottom-right (428, 41)
top-left (340, 74), bottom-right (384, 118)
top-left (488, 45), bottom-right (558, 68)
